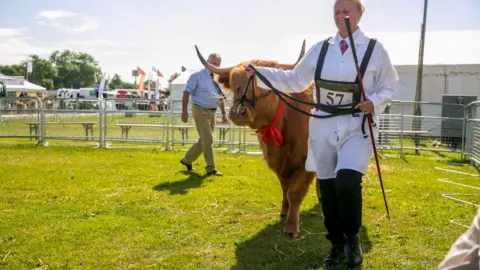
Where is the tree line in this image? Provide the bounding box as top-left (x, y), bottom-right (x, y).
top-left (0, 50), bottom-right (136, 90)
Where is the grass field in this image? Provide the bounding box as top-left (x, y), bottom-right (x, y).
top-left (0, 143), bottom-right (479, 269)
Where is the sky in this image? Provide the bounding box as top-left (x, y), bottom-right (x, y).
top-left (0, 0), bottom-right (479, 86)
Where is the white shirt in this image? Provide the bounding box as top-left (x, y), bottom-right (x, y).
top-left (439, 210), bottom-right (480, 269)
top-left (253, 28), bottom-right (399, 118)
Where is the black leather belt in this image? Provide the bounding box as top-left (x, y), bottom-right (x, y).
top-left (194, 104), bottom-right (216, 111)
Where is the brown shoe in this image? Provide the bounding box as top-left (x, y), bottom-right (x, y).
top-left (207, 170), bottom-right (223, 176)
top-left (180, 159), bottom-right (194, 171)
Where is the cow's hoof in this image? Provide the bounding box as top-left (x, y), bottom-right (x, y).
top-left (283, 232), bottom-right (298, 240)
top-left (280, 214), bottom-right (287, 221)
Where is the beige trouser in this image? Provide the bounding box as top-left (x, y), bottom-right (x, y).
top-left (182, 104), bottom-right (216, 172)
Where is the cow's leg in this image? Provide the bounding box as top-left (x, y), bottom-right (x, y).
top-left (278, 172), bottom-right (293, 221)
top-left (283, 169), bottom-right (314, 239)
top-left (280, 185), bottom-right (289, 221)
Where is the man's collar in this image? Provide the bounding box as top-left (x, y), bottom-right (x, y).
top-left (329, 27), bottom-right (367, 46)
top-left (202, 68), bottom-right (212, 77)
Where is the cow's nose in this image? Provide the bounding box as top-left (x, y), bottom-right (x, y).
top-left (236, 105), bottom-right (246, 117)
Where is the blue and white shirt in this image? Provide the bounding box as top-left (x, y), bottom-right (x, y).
top-left (184, 68), bottom-right (224, 109)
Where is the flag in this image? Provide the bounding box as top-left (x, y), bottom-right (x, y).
top-left (137, 66), bottom-right (145, 92)
top-left (105, 73), bottom-right (110, 91)
top-left (148, 66), bottom-right (157, 95)
top-left (98, 73), bottom-right (106, 100)
top-left (137, 66), bottom-right (145, 75)
top-left (155, 76), bottom-right (160, 103)
top-left (156, 69), bottom-right (164, 78)
top-left (27, 61), bottom-right (33, 73)
top-left (148, 71), bottom-right (153, 93)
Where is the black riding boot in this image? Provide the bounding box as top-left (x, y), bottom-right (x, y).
top-left (345, 234), bottom-right (363, 268)
top-left (318, 178), bottom-right (345, 266)
top-left (335, 169), bottom-right (363, 268)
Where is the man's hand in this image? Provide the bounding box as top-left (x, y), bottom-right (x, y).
top-left (355, 100), bottom-right (374, 114)
top-left (221, 113), bottom-right (228, 124)
top-left (181, 112), bottom-right (188, 123)
top-left (182, 92), bottom-right (190, 123)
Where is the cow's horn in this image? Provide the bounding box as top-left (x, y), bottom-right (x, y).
top-left (195, 45), bottom-right (234, 75)
top-left (278, 39), bottom-right (306, 70)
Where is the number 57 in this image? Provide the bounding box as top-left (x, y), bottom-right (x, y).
top-left (326, 92), bottom-right (345, 105)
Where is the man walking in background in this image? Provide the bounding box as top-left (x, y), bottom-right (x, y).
top-left (180, 53), bottom-right (228, 176)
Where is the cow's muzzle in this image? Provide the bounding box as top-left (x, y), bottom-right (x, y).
top-left (236, 104), bottom-right (246, 117)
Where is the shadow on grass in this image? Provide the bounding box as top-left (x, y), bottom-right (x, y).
top-left (231, 204), bottom-right (372, 270)
top-left (153, 171), bottom-right (210, 195)
top-left (442, 157), bottom-right (480, 173)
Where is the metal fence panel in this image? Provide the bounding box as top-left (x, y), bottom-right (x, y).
top-left (168, 99), bottom-right (241, 152)
top-left (41, 98), bottom-right (102, 146)
top-left (0, 97), bottom-right (42, 142)
top-left (378, 101), bottom-right (466, 155)
top-left (464, 102), bottom-right (480, 165)
top-left (103, 98), bottom-right (170, 147)
top-left (1, 97), bottom-right (479, 166)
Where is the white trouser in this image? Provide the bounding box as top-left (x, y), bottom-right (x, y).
top-left (305, 111), bottom-right (379, 179)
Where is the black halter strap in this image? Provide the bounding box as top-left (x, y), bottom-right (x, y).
top-left (239, 75), bottom-right (272, 108)
top-left (314, 37), bottom-right (377, 105)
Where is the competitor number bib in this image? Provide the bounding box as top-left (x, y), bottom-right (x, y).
top-left (319, 89), bottom-right (354, 106)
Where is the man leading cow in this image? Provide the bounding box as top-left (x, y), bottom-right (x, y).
top-left (244, 0), bottom-right (399, 267)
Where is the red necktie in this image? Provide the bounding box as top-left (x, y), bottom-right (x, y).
top-left (340, 39), bottom-right (348, 55)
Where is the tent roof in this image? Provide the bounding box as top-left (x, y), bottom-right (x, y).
top-left (0, 73), bottom-right (13, 80)
top-left (6, 80), bottom-right (46, 91)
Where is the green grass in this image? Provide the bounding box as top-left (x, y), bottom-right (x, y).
top-left (0, 144), bottom-right (479, 269)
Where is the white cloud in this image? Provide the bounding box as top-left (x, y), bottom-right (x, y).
top-left (36, 10), bottom-right (99, 34)
top-left (0, 28), bottom-right (26, 38)
top-left (70, 19), bottom-right (98, 33)
top-left (36, 10), bottom-right (77, 21)
top-left (62, 39), bottom-right (126, 57)
top-left (65, 40), bottom-right (117, 47)
top-left (0, 30), bottom-right (129, 68)
top-left (0, 28), bottom-right (53, 64)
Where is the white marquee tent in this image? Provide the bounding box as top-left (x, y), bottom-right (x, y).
top-left (0, 75), bottom-right (47, 97)
top-left (169, 68), bottom-right (200, 101)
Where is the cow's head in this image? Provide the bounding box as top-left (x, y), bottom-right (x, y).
top-left (195, 41), bottom-right (306, 129)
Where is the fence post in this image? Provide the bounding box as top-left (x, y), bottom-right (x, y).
top-left (461, 104), bottom-right (467, 161)
top-left (38, 97), bottom-right (46, 146)
top-left (99, 99), bottom-right (105, 148)
top-left (400, 102), bottom-right (404, 157)
top-left (104, 100), bottom-right (109, 148)
top-left (165, 112), bottom-right (171, 150)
